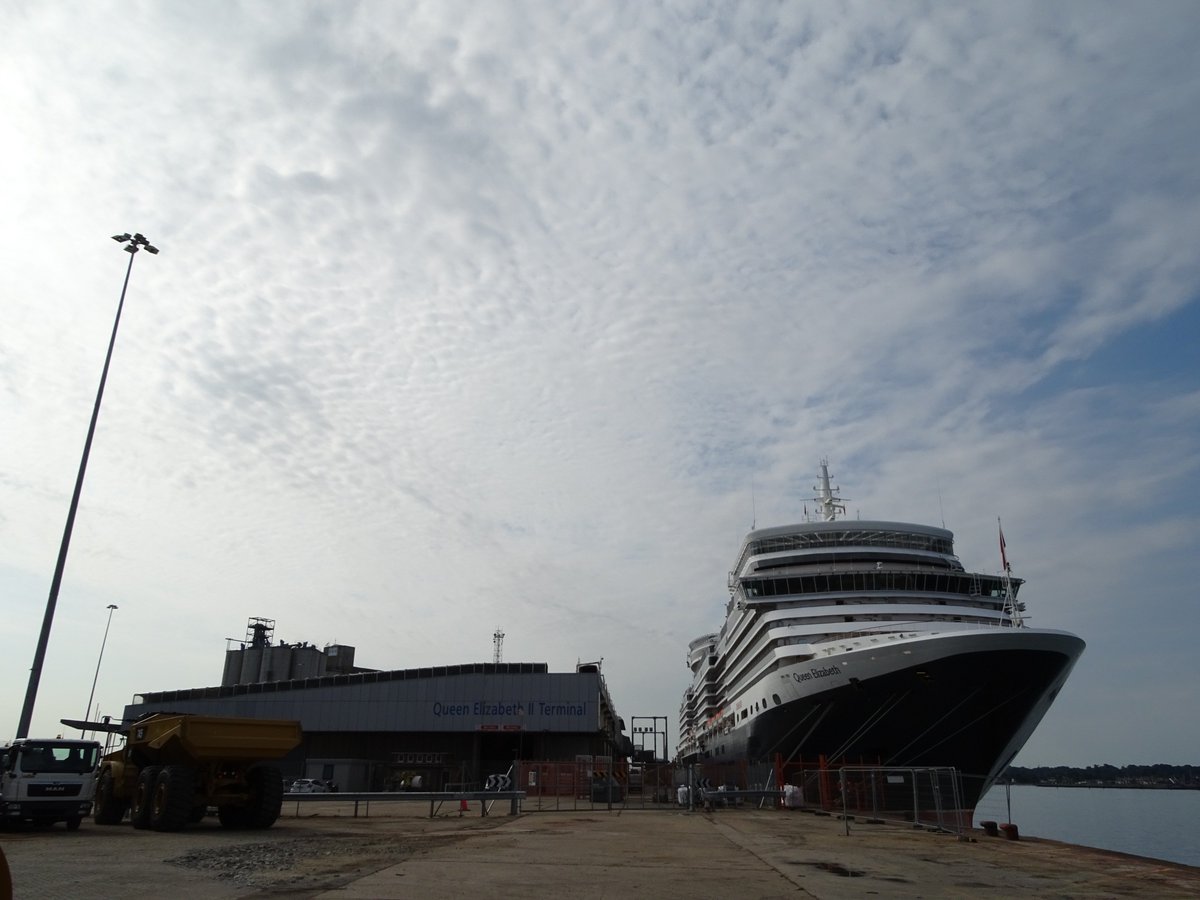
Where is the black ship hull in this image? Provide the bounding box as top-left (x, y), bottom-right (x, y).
top-left (685, 637), bottom-right (1082, 811)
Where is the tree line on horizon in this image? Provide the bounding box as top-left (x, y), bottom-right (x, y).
top-left (1006, 763), bottom-right (1198, 786)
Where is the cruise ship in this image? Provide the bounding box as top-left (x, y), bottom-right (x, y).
top-left (678, 462), bottom-right (1084, 811)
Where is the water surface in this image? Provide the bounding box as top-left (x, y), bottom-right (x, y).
top-left (976, 783), bottom-right (1200, 868)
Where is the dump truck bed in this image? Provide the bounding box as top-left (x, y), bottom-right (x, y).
top-left (127, 715), bottom-right (301, 763)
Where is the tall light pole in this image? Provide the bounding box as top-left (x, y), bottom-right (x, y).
top-left (16, 233), bottom-right (158, 739)
top-left (83, 604), bottom-right (119, 738)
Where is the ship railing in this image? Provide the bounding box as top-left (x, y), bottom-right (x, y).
top-left (284, 789), bottom-right (525, 818)
top-left (820, 618), bottom-right (1023, 645)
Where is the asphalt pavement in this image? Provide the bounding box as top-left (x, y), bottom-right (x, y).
top-left (3, 801), bottom-right (1198, 899)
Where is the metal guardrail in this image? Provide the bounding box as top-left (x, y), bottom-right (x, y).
top-left (696, 789), bottom-right (782, 810)
top-left (284, 791), bottom-right (526, 818)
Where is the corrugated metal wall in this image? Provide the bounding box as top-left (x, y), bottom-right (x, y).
top-left (125, 671), bottom-right (603, 734)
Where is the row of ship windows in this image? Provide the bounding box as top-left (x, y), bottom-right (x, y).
top-left (684, 693), bottom-right (785, 737)
top-left (764, 612), bottom-right (996, 633)
top-left (738, 693), bottom-right (784, 721)
top-left (742, 571), bottom-right (1015, 599)
top-left (704, 609), bottom-right (1004, 701)
top-left (739, 532), bottom-right (954, 569)
top-left (685, 687), bottom-right (784, 720)
top-left (688, 604), bottom-right (1004, 716)
top-left (718, 595), bottom-right (1014, 675)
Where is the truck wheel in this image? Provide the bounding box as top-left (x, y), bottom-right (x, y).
top-left (151, 766), bottom-right (196, 832)
top-left (245, 765), bottom-right (285, 828)
top-left (130, 766), bottom-right (162, 830)
top-left (94, 770), bottom-right (127, 825)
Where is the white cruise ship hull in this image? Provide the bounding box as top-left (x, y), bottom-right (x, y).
top-left (684, 626), bottom-right (1084, 810)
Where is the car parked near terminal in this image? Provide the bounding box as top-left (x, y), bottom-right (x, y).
top-left (289, 778), bottom-right (329, 793)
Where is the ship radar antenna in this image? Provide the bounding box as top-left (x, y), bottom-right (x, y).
top-left (750, 475), bottom-right (756, 530)
top-left (936, 474), bottom-right (946, 529)
top-left (812, 458), bottom-right (848, 522)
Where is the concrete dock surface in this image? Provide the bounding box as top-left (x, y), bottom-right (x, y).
top-left (3, 802), bottom-right (1198, 899)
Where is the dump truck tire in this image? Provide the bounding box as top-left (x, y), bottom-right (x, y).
top-left (130, 766), bottom-right (162, 830)
top-left (151, 766), bottom-right (195, 832)
top-left (93, 770), bottom-right (127, 825)
top-left (245, 765), bottom-right (284, 828)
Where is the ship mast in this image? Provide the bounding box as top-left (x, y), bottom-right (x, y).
top-left (998, 520), bottom-right (1024, 628)
top-left (812, 459), bottom-right (847, 521)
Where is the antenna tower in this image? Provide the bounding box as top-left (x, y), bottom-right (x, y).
top-left (812, 458), bottom-right (848, 521)
top-left (493, 627), bottom-right (505, 664)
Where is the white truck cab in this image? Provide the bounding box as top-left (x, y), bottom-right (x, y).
top-left (1, 738), bottom-right (100, 830)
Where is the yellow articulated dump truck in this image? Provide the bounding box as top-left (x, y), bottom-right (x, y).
top-left (93, 714), bottom-right (301, 832)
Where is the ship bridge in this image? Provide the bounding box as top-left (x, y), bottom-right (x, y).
top-left (734, 521), bottom-right (959, 580)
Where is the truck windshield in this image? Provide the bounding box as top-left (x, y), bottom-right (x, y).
top-left (17, 742), bottom-right (99, 774)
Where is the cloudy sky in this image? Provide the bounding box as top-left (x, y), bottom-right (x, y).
top-left (2, 1), bottom-right (1198, 766)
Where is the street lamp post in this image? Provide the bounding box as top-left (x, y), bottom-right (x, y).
top-left (83, 604), bottom-right (119, 738)
top-left (15, 233), bottom-right (158, 739)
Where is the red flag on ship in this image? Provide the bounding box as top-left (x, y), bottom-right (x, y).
top-left (999, 523), bottom-right (1010, 572)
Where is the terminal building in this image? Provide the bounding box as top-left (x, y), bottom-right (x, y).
top-left (122, 619), bottom-right (632, 791)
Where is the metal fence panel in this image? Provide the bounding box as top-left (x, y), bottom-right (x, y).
top-left (514, 757), bottom-right (964, 831)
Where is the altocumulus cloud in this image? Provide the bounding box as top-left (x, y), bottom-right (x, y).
top-left (0, 1), bottom-right (1197, 764)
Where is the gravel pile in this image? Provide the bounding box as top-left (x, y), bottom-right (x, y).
top-left (168, 834), bottom-right (416, 891)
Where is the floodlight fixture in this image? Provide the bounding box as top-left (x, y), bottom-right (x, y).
top-left (112, 232), bottom-right (158, 255)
